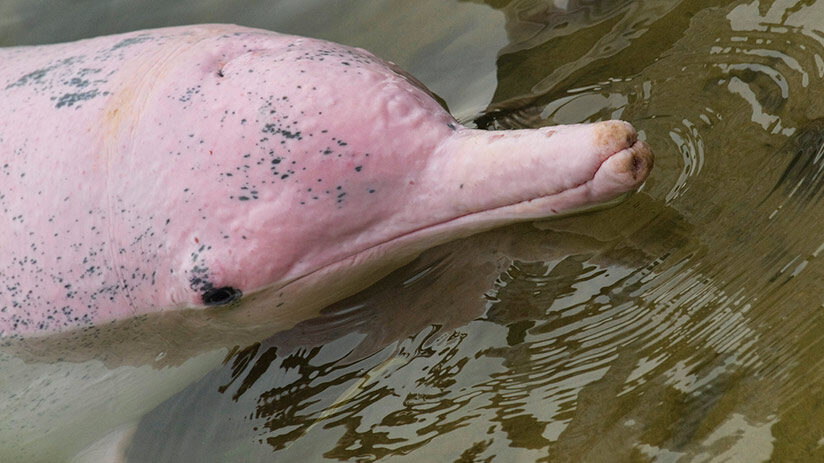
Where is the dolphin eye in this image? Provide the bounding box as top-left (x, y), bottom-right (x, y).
top-left (202, 286), bottom-right (242, 306)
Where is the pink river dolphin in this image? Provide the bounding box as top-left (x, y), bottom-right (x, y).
top-left (0, 24), bottom-right (651, 461)
top-left (0, 24), bottom-right (651, 341)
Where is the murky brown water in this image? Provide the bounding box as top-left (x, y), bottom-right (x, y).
top-left (5, 0), bottom-right (824, 461)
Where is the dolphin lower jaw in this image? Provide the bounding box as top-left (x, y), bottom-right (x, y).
top-left (353, 137), bottom-right (653, 264)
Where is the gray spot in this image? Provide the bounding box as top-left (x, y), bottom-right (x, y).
top-left (54, 90), bottom-right (104, 109)
top-left (111, 35), bottom-right (154, 51)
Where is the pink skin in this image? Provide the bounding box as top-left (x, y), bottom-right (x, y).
top-left (0, 24), bottom-right (652, 338)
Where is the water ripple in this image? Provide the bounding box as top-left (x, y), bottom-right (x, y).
top-left (124, 2), bottom-right (824, 462)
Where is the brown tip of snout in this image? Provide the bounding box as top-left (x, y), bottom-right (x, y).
top-left (593, 120), bottom-right (638, 158)
top-left (593, 120), bottom-right (654, 184)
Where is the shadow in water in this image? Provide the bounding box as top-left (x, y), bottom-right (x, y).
top-left (126, 194), bottom-right (694, 462)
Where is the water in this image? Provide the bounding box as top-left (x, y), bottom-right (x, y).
top-left (4, 0), bottom-right (824, 461)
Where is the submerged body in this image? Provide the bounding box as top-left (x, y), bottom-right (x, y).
top-left (0, 24), bottom-right (651, 461)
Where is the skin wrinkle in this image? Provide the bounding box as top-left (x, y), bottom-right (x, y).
top-left (102, 35), bottom-right (205, 316)
top-left (103, 32), bottom-right (264, 317)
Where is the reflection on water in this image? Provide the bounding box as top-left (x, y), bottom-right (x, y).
top-left (5, 0), bottom-right (824, 461)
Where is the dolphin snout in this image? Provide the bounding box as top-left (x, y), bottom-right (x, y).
top-left (591, 132), bottom-right (654, 196)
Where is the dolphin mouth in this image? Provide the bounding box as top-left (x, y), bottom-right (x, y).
top-left (272, 137), bottom-right (653, 297)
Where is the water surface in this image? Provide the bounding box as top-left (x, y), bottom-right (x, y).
top-left (5, 0), bottom-right (824, 461)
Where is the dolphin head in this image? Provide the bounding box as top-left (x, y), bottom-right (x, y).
top-left (100, 26), bottom-right (652, 335)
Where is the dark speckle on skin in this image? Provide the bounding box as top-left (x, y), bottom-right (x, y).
top-left (6, 52), bottom-right (112, 110)
top-left (187, 247), bottom-right (214, 293)
top-left (53, 89), bottom-right (106, 109)
top-left (262, 123), bottom-right (302, 141)
top-left (5, 68), bottom-right (51, 89)
top-left (110, 34), bottom-right (154, 51)
top-left (179, 85), bottom-right (201, 103)
top-left (67, 77), bottom-right (89, 88)
top-left (5, 55), bottom-right (84, 90)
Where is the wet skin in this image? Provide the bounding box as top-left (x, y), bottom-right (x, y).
top-left (0, 24), bottom-right (652, 341)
